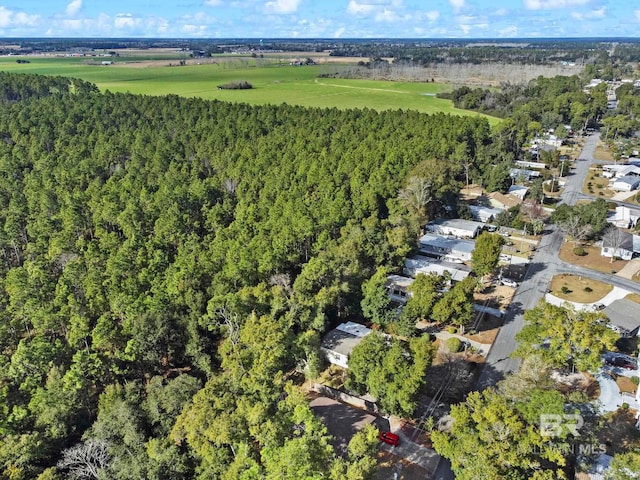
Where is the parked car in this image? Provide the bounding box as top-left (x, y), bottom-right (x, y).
top-left (592, 303), bottom-right (605, 311)
top-left (500, 278), bottom-right (519, 288)
top-left (379, 431), bottom-right (400, 446)
top-left (606, 356), bottom-right (637, 370)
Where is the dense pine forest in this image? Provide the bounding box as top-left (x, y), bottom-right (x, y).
top-left (0, 73), bottom-right (504, 479)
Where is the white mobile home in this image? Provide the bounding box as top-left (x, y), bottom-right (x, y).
top-left (418, 234), bottom-right (476, 262)
top-left (426, 218), bottom-right (484, 239)
top-left (385, 275), bottom-right (414, 304)
top-left (321, 322), bottom-right (372, 368)
top-left (611, 175), bottom-right (640, 192)
top-left (403, 255), bottom-right (471, 283)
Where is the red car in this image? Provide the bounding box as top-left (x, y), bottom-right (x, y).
top-left (379, 431), bottom-right (400, 446)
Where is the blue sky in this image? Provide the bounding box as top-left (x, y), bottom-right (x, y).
top-left (1, 1), bottom-right (639, 38)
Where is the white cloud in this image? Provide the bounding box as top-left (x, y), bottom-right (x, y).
top-left (347, 1), bottom-right (376, 15)
top-left (264, 0), bottom-right (301, 14)
top-left (375, 8), bottom-right (402, 22)
top-left (66, 0), bottom-right (82, 16)
top-left (499, 25), bottom-right (518, 37)
top-left (449, 0), bottom-right (464, 13)
top-left (0, 6), bottom-right (40, 28)
top-left (571, 7), bottom-right (605, 20)
top-left (204, 0), bottom-right (222, 5)
top-left (494, 8), bottom-right (508, 16)
top-left (636, 10), bottom-right (640, 21)
top-left (114, 13), bottom-right (137, 29)
top-left (425, 10), bottom-right (440, 21)
top-left (460, 24), bottom-right (470, 34)
top-left (334, 26), bottom-right (345, 37)
top-left (524, 0), bottom-right (590, 10)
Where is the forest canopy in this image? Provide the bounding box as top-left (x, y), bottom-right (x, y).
top-left (0, 72), bottom-right (499, 479)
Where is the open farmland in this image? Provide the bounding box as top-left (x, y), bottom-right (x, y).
top-left (0, 56), bottom-right (498, 121)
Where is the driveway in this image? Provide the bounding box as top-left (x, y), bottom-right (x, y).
top-left (309, 395), bottom-right (377, 457)
top-left (381, 415), bottom-right (441, 475)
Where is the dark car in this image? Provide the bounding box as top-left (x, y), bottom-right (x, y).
top-left (379, 431), bottom-right (400, 446)
top-left (606, 356), bottom-right (637, 370)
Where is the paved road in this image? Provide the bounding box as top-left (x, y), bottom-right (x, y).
top-left (435, 134), bottom-right (640, 478)
top-left (477, 132), bottom-right (603, 389)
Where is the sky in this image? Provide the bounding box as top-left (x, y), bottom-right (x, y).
top-left (0, 0), bottom-right (639, 39)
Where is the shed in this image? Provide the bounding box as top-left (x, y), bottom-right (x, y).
top-left (418, 234), bottom-right (476, 262)
top-left (426, 218), bottom-right (484, 239)
top-left (320, 322), bottom-right (372, 368)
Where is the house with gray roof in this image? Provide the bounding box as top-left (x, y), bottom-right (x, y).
top-left (321, 322), bottom-right (372, 368)
top-left (611, 175), bottom-right (640, 192)
top-left (426, 218), bottom-right (484, 239)
top-left (418, 234), bottom-right (476, 262)
top-left (403, 255), bottom-right (471, 283)
top-left (603, 299), bottom-right (640, 337)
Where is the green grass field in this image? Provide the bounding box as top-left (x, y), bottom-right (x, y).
top-left (0, 56), bottom-right (499, 122)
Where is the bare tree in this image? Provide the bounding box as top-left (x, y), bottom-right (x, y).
top-left (269, 273), bottom-right (293, 297)
top-left (602, 226), bottom-right (628, 263)
top-left (57, 440), bottom-right (110, 480)
top-left (398, 176), bottom-right (434, 225)
top-left (559, 215), bottom-right (592, 246)
top-left (223, 178), bottom-right (239, 196)
top-left (215, 307), bottom-right (241, 346)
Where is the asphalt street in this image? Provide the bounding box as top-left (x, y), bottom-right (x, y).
top-left (437, 133), bottom-right (640, 478)
top-left (477, 132), bottom-right (616, 389)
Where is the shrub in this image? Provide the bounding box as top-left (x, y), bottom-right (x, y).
top-left (561, 286), bottom-right (571, 295)
top-left (217, 80), bottom-right (253, 90)
top-left (573, 246), bottom-right (586, 256)
top-left (631, 376), bottom-right (639, 385)
top-left (446, 326), bottom-right (456, 334)
top-left (445, 337), bottom-right (462, 353)
top-left (622, 402), bottom-right (629, 410)
top-left (584, 287), bottom-right (593, 293)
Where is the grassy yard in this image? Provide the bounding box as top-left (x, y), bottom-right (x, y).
top-left (626, 293), bottom-right (640, 304)
top-left (0, 56), bottom-right (500, 121)
top-left (582, 167), bottom-right (615, 198)
top-left (594, 140), bottom-right (615, 162)
top-left (559, 241), bottom-right (628, 275)
top-left (549, 273), bottom-right (613, 303)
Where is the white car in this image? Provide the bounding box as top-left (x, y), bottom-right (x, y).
top-left (500, 278), bottom-right (519, 288)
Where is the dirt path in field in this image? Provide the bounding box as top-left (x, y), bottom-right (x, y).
top-left (314, 79), bottom-right (414, 95)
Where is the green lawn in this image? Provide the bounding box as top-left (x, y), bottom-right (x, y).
top-left (0, 57), bottom-right (499, 121)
